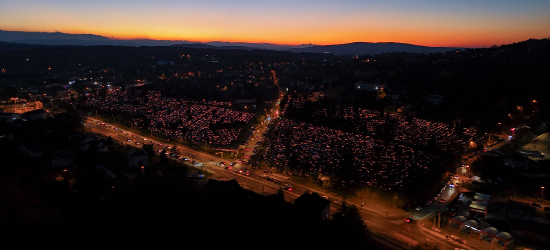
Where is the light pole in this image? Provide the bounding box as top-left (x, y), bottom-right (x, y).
top-left (542, 187), bottom-right (545, 201)
top-left (11, 97), bottom-right (19, 112)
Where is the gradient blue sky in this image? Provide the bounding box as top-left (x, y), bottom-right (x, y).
top-left (1, 0), bottom-right (549, 46)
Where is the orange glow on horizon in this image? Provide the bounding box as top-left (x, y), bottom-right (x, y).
top-left (1, 24), bottom-right (547, 48)
top-left (49, 28), bottom-right (538, 48)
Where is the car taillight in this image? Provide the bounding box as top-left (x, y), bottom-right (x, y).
top-left (289, 188), bottom-right (293, 191)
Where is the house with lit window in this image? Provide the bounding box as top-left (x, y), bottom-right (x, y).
top-left (128, 150), bottom-right (148, 168)
top-left (295, 192), bottom-right (331, 220)
top-left (354, 82), bottom-right (386, 92)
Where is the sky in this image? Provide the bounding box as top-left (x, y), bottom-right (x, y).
top-left (1, 0), bottom-right (549, 47)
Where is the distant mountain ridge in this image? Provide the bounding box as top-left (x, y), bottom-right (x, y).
top-left (0, 30), bottom-right (460, 55)
top-left (288, 42), bottom-right (459, 55)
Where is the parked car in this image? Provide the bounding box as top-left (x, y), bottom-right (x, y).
top-left (416, 206), bottom-right (424, 211)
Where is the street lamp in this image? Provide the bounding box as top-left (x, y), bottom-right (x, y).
top-left (542, 187), bottom-right (545, 201)
top-left (11, 97), bottom-right (18, 112)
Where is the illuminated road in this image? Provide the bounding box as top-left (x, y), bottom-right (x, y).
top-left (84, 118), bottom-right (474, 250)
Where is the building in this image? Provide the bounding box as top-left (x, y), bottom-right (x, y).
top-left (422, 94), bottom-right (445, 105)
top-left (21, 109), bottom-right (48, 121)
top-left (503, 154), bottom-right (532, 169)
top-left (128, 150), bottom-right (148, 168)
top-left (0, 113), bottom-right (19, 122)
top-left (19, 143), bottom-right (45, 158)
top-left (308, 91), bottom-right (325, 102)
top-left (354, 82), bottom-right (386, 92)
top-left (294, 192), bottom-right (331, 220)
top-left (521, 133), bottom-right (550, 160)
top-left (469, 193), bottom-right (491, 217)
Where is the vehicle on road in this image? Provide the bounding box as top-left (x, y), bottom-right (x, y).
top-left (135, 142), bottom-right (141, 145)
top-left (416, 206), bottom-right (424, 211)
top-left (404, 218), bottom-right (413, 223)
top-left (127, 138), bottom-right (131, 142)
top-left (531, 202), bottom-right (543, 208)
top-left (281, 185), bottom-right (293, 191)
top-left (439, 198), bottom-right (447, 203)
top-left (225, 166), bottom-right (233, 170)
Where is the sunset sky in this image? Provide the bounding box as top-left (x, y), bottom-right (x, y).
top-left (1, 0), bottom-right (549, 47)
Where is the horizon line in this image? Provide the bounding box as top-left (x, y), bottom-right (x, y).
top-left (0, 29), bottom-right (504, 48)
